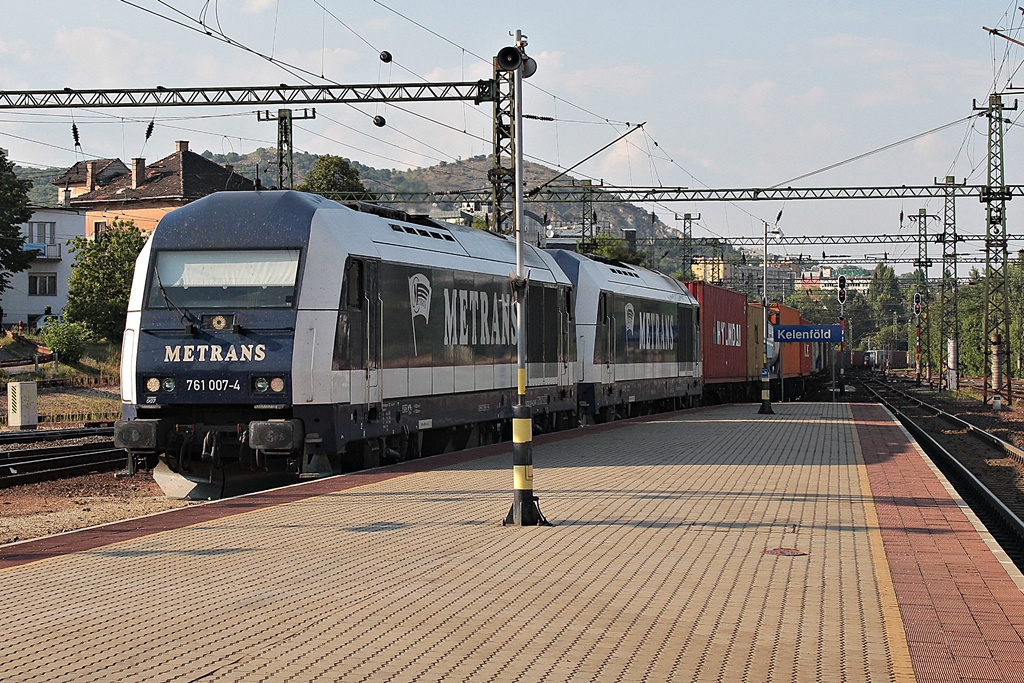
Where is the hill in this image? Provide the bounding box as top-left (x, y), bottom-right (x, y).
top-left (12, 166), bottom-right (61, 206)
top-left (16, 148), bottom-right (736, 274)
top-left (198, 149), bottom-right (669, 238)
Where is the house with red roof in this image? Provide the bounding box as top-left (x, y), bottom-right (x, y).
top-left (59, 140), bottom-right (255, 238)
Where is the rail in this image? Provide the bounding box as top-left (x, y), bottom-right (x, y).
top-left (0, 440), bottom-right (124, 487)
top-left (858, 379), bottom-right (1024, 556)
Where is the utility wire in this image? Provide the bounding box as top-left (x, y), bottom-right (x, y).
top-left (769, 114), bottom-right (984, 188)
top-left (528, 123), bottom-right (645, 197)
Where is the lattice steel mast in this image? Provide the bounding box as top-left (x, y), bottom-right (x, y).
top-left (976, 94), bottom-right (1016, 405)
top-left (490, 65), bottom-right (515, 234)
top-left (937, 176), bottom-right (961, 390)
top-left (908, 208), bottom-right (936, 382)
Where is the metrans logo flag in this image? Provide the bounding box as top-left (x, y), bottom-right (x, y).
top-left (774, 325), bottom-right (843, 342)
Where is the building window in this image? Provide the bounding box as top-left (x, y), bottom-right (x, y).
top-left (93, 221), bottom-right (107, 243)
top-left (28, 274), bottom-right (57, 296)
top-left (24, 222), bottom-right (56, 244)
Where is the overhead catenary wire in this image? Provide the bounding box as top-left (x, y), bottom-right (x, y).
top-left (12, 0), bottom-right (1016, 272)
top-left (112, 0), bottom-right (648, 194)
top-left (528, 123), bottom-right (646, 197)
top-left (769, 114), bottom-right (985, 188)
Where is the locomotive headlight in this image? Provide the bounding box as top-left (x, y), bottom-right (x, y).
top-left (161, 377), bottom-right (176, 392)
top-left (269, 377), bottom-right (285, 393)
top-left (145, 377), bottom-right (161, 393)
top-left (253, 377), bottom-right (270, 393)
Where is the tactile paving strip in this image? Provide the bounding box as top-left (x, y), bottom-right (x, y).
top-left (0, 403), bottom-right (952, 681)
top-left (853, 403), bottom-right (1024, 683)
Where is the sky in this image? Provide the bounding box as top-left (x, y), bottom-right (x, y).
top-left (3, 0), bottom-right (1024, 272)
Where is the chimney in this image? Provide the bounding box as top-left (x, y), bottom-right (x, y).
top-left (85, 160), bottom-right (96, 192)
top-left (175, 140), bottom-right (189, 153)
top-left (131, 158), bottom-right (146, 189)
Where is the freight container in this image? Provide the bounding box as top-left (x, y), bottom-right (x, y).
top-left (746, 304), bottom-right (764, 382)
top-left (775, 304), bottom-right (803, 379)
top-left (747, 303), bottom-right (782, 381)
top-left (685, 282), bottom-right (747, 384)
top-left (799, 315), bottom-right (814, 377)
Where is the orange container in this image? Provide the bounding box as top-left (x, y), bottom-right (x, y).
top-left (775, 304), bottom-right (802, 379)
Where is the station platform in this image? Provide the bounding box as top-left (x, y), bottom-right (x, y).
top-left (2, 402), bottom-right (1024, 682)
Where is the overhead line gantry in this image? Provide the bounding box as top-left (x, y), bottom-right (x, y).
top-left (3, 82), bottom-right (1017, 404)
top-left (0, 82), bottom-right (498, 109)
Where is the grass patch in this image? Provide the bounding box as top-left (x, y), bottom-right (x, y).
top-left (1, 341), bottom-right (120, 387)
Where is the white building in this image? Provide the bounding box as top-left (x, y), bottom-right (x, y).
top-left (1, 206), bottom-right (85, 329)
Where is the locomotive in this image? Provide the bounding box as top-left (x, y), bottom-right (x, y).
top-left (114, 191), bottom-right (689, 497)
top-left (114, 190), bottom-right (823, 499)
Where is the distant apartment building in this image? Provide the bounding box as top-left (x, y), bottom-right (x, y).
top-left (691, 255), bottom-right (796, 299)
top-left (799, 265), bottom-right (871, 294)
top-left (0, 207), bottom-right (85, 329)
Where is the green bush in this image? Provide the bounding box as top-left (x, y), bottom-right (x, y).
top-left (40, 320), bottom-right (92, 363)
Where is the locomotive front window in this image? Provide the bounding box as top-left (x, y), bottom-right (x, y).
top-left (147, 249), bottom-right (301, 309)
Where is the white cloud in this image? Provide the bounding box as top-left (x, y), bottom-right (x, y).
top-left (551, 62), bottom-right (655, 100)
top-left (700, 80), bottom-right (780, 123)
top-left (239, 0), bottom-right (277, 14)
top-left (788, 86), bottom-right (828, 108)
top-left (52, 26), bottom-right (147, 86)
top-left (814, 34), bottom-right (906, 66)
top-left (422, 62), bottom-right (495, 83)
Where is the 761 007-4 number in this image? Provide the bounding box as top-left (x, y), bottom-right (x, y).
top-left (185, 378), bottom-right (242, 392)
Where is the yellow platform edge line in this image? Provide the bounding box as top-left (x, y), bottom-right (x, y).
top-left (849, 413), bottom-right (917, 683)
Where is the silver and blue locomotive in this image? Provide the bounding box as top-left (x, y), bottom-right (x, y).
top-left (115, 190), bottom-right (580, 498)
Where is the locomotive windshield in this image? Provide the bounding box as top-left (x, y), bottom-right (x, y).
top-left (146, 249), bottom-right (300, 309)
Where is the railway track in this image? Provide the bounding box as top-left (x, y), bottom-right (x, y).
top-left (955, 376), bottom-right (1024, 403)
top-left (0, 426), bottom-right (114, 446)
top-left (0, 438), bottom-right (126, 487)
top-left (859, 378), bottom-right (1024, 568)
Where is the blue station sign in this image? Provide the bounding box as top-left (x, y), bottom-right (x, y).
top-left (774, 325), bottom-right (843, 342)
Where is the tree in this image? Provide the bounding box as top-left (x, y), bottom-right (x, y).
top-left (296, 155), bottom-right (374, 199)
top-left (64, 219), bottom-right (148, 341)
top-left (39, 320), bottom-right (91, 363)
top-left (583, 233), bottom-right (645, 265)
top-left (867, 263), bottom-right (901, 335)
top-left (0, 149), bottom-right (35, 295)
top-left (785, 287), bottom-right (872, 349)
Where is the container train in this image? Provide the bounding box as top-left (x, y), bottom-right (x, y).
top-left (114, 190), bottom-right (829, 499)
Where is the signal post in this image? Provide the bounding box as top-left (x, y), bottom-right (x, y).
top-left (498, 32), bottom-right (549, 527)
top-left (914, 293), bottom-right (923, 385)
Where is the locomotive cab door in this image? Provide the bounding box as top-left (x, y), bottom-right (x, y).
top-left (596, 292), bottom-right (615, 385)
top-left (363, 260), bottom-right (382, 407)
top-left (558, 287), bottom-right (572, 388)
top-left (337, 257), bottom-right (381, 409)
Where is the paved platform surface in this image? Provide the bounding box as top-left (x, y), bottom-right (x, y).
top-left (2, 402), bottom-right (1024, 682)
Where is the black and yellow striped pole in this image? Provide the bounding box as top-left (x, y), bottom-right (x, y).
top-left (504, 386), bottom-right (548, 526)
top-left (501, 32), bottom-right (549, 527)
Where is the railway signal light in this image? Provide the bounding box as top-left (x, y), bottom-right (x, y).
top-left (913, 292), bottom-right (922, 317)
top-left (837, 275), bottom-right (847, 305)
